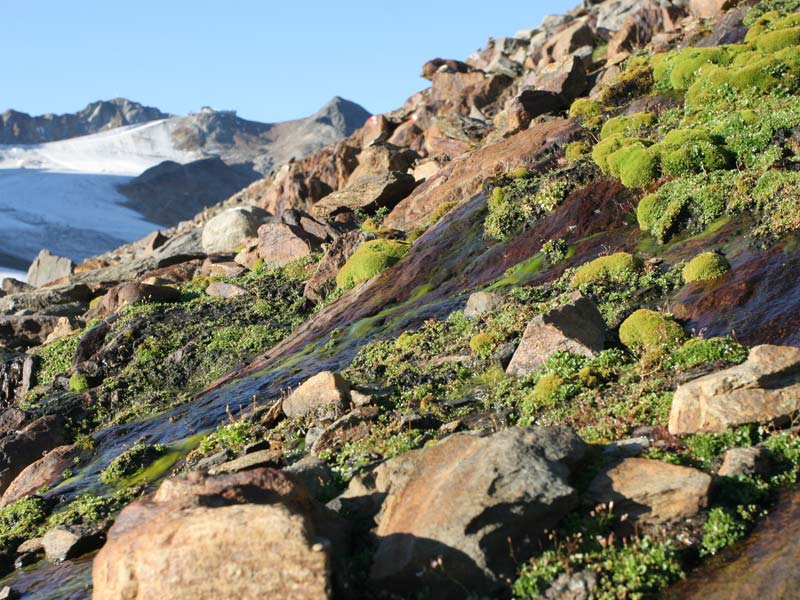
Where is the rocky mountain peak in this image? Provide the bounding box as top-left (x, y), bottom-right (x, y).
top-left (0, 98), bottom-right (168, 144)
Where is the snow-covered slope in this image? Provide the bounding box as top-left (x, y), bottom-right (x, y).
top-left (0, 121), bottom-right (204, 272)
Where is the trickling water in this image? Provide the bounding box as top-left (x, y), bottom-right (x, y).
top-left (663, 486), bottom-right (800, 599)
top-left (0, 555), bottom-right (93, 600)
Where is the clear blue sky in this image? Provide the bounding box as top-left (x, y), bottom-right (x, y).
top-left (2, 0), bottom-right (577, 123)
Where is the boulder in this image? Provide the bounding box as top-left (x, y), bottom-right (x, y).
top-left (0, 284), bottom-right (92, 317)
top-left (335, 426), bottom-right (586, 598)
top-left (0, 416), bottom-right (65, 495)
top-left (0, 355), bottom-right (33, 408)
top-left (523, 55), bottom-right (588, 104)
top-left (89, 282), bottom-right (180, 318)
top-left (197, 256), bottom-right (245, 278)
top-left (345, 143), bottom-right (419, 187)
top-left (310, 406), bottom-right (379, 456)
top-left (207, 449), bottom-right (282, 475)
top-left (92, 468), bottom-right (347, 600)
top-left (311, 172), bottom-right (416, 219)
top-left (429, 70), bottom-right (513, 117)
top-left (607, 0), bottom-right (686, 59)
top-left (1, 279), bottom-right (33, 295)
top-left (0, 315), bottom-right (62, 350)
top-left (537, 20), bottom-right (595, 66)
top-left (201, 206), bottom-right (270, 254)
top-left (256, 222), bottom-right (317, 268)
top-left (0, 445), bottom-right (76, 507)
top-left (284, 456), bottom-right (335, 501)
top-left (304, 231), bottom-right (367, 302)
top-left (718, 446), bottom-right (775, 478)
top-left (141, 230), bottom-right (168, 255)
top-left (669, 345), bottom-right (800, 434)
top-left (589, 0), bottom-right (642, 31)
top-left (506, 294), bottom-right (606, 377)
top-left (42, 524), bottom-right (105, 562)
top-left (689, 0), bottom-right (736, 18)
top-left (27, 249), bottom-right (74, 288)
top-left (204, 281), bottom-right (248, 299)
top-left (282, 371), bottom-right (351, 422)
top-left (463, 291), bottom-right (503, 320)
top-left (589, 458), bottom-right (711, 526)
top-left (421, 58), bottom-right (473, 80)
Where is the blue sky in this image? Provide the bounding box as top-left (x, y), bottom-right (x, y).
top-left (3, 0), bottom-right (576, 123)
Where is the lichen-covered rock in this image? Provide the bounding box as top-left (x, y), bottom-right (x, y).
top-left (669, 345), bottom-right (800, 434)
top-left (335, 426), bottom-right (586, 598)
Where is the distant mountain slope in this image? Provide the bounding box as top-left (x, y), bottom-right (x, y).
top-left (0, 97), bottom-right (371, 272)
top-left (0, 98), bottom-right (168, 144)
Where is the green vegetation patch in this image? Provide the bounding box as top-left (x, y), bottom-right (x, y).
top-left (618, 309), bottom-right (686, 352)
top-left (683, 252), bottom-right (731, 282)
top-left (336, 239), bottom-right (411, 289)
top-left (99, 442), bottom-right (167, 485)
top-left (570, 252), bottom-right (643, 288)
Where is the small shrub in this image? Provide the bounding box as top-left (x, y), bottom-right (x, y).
top-left (619, 309), bottom-right (686, 352)
top-left (68, 373), bottom-right (90, 393)
top-left (570, 253), bottom-right (643, 288)
top-left (198, 420), bottom-right (256, 455)
top-left (668, 337), bottom-right (748, 369)
top-left (683, 252), bottom-right (731, 282)
top-left (541, 238), bottom-right (569, 264)
top-left (469, 332), bottom-right (497, 358)
top-left (701, 507), bottom-right (750, 556)
top-left (336, 239), bottom-right (411, 289)
top-left (565, 140), bottom-right (589, 162)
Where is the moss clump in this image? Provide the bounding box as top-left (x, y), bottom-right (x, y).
top-left (469, 332), bottom-right (497, 358)
top-left (528, 374), bottom-right (565, 409)
top-left (31, 334), bottom-right (81, 388)
top-left (68, 373), bottom-right (90, 393)
top-left (569, 98), bottom-right (601, 119)
top-left (756, 25), bottom-right (800, 51)
top-left (652, 128), bottom-right (731, 176)
top-left (598, 58), bottom-right (654, 105)
top-left (99, 443), bottom-right (167, 485)
top-left (592, 134), bottom-right (638, 174)
top-left (336, 239), bottom-right (411, 289)
top-left (600, 112), bottom-right (656, 140)
top-left (569, 98), bottom-right (602, 128)
top-left (565, 141), bottom-right (589, 162)
top-left (570, 253), bottom-right (643, 288)
top-left (197, 420), bottom-right (256, 456)
top-left (612, 144), bottom-right (659, 188)
top-left (636, 171), bottom-right (738, 242)
top-left (747, 170), bottom-right (800, 235)
top-left (683, 252), bottom-right (731, 282)
top-left (619, 309), bottom-right (686, 351)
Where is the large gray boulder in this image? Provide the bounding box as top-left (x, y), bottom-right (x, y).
top-left (669, 345), bottom-right (800, 434)
top-left (27, 249), bottom-right (74, 288)
top-left (334, 426), bottom-right (586, 598)
top-left (201, 206), bottom-right (270, 254)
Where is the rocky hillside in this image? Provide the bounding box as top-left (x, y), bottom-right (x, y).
top-left (1, 0), bottom-right (800, 598)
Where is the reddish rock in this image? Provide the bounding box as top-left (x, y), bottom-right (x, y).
top-left (310, 406), bottom-right (379, 456)
top-left (589, 458), bottom-right (711, 526)
top-left (282, 371), bottom-right (351, 423)
top-left (608, 0), bottom-right (686, 59)
top-left (234, 237), bottom-right (261, 270)
top-left (0, 416), bottom-right (66, 495)
top-left (0, 315), bottom-right (64, 349)
top-left (429, 70), bottom-right (514, 118)
top-left (689, 0), bottom-right (736, 18)
top-left (92, 468), bottom-right (347, 600)
top-left (0, 445), bottom-right (76, 507)
top-left (345, 144), bottom-right (419, 187)
top-left (257, 222), bottom-right (317, 268)
top-left (197, 256), bottom-right (245, 279)
top-left (537, 20), bottom-right (595, 66)
top-left (304, 231), bottom-right (367, 302)
top-left (89, 282), bottom-right (181, 318)
top-left (142, 230), bottom-right (168, 255)
top-left (421, 58), bottom-right (474, 80)
top-left (523, 55), bottom-right (588, 103)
